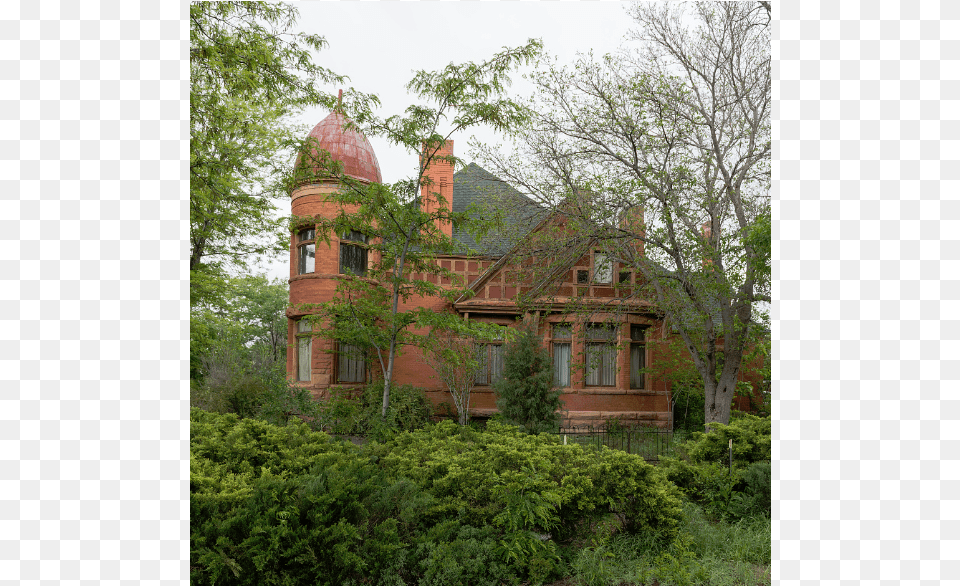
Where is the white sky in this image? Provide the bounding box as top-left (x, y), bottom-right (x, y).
top-left (261, 0), bottom-right (639, 281)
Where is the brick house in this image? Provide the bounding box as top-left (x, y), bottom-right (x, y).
top-left (286, 109), bottom-right (762, 429)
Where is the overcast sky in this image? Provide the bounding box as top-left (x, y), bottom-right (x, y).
top-left (261, 1), bottom-right (639, 281)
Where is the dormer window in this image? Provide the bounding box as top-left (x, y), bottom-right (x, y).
top-left (297, 228), bottom-right (316, 275)
top-left (340, 231), bottom-right (367, 276)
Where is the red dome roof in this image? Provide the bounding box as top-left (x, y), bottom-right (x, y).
top-left (298, 111), bottom-right (382, 184)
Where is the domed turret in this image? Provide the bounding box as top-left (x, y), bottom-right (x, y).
top-left (296, 106), bottom-right (382, 184)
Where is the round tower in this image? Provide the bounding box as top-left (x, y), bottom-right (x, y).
top-left (288, 98), bottom-right (382, 395)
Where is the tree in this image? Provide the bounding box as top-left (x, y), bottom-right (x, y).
top-left (421, 320), bottom-right (504, 426)
top-left (493, 323), bottom-right (563, 433)
top-left (474, 2), bottom-right (770, 428)
top-left (190, 1), bottom-right (349, 307)
top-left (293, 40), bottom-right (542, 417)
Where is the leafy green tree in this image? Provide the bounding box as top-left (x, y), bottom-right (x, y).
top-left (294, 40), bottom-right (542, 417)
top-left (190, 1), bottom-right (350, 307)
top-left (421, 319), bottom-right (506, 426)
top-left (493, 324), bottom-right (563, 433)
top-left (475, 2), bottom-right (770, 428)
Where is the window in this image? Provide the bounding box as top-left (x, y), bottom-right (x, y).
top-left (585, 324), bottom-right (616, 386)
top-left (474, 343), bottom-right (504, 386)
top-left (619, 271), bottom-right (632, 284)
top-left (337, 342), bottom-right (366, 383)
top-left (297, 228), bottom-right (315, 275)
top-left (593, 252), bottom-right (613, 283)
top-left (576, 269), bottom-right (589, 284)
top-left (630, 325), bottom-right (646, 389)
top-left (552, 324), bottom-right (572, 387)
top-left (296, 319), bottom-right (312, 382)
top-left (340, 230), bottom-right (367, 276)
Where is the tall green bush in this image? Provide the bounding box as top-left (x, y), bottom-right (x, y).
top-left (658, 415), bottom-right (771, 521)
top-left (493, 325), bottom-right (563, 433)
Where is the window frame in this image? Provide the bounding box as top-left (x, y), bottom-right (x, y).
top-left (336, 341), bottom-right (366, 384)
top-left (584, 323), bottom-right (617, 387)
top-left (339, 230), bottom-right (368, 277)
top-left (593, 251), bottom-right (613, 284)
top-left (552, 324), bottom-right (572, 387)
top-left (296, 318), bottom-right (312, 382)
top-left (474, 342), bottom-right (504, 386)
top-left (629, 325), bottom-right (646, 390)
top-left (297, 228), bottom-right (316, 275)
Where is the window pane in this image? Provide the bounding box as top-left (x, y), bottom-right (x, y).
top-left (586, 324), bottom-right (615, 340)
top-left (491, 344), bottom-right (504, 383)
top-left (298, 228), bottom-right (315, 242)
top-left (338, 343), bottom-right (365, 383)
top-left (340, 243), bottom-right (367, 276)
top-left (475, 343), bottom-right (489, 385)
top-left (554, 342), bottom-right (571, 387)
top-left (601, 345), bottom-right (616, 386)
top-left (586, 343), bottom-right (616, 386)
top-left (630, 344), bottom-right (645, 389)
top-left (594, 253), bottom-right (612, 283)
top-left (298, 244), bottom-right (315, 274)
top-left (553, 324), bottom-right (571, 340)
top-left (585, 344), bottom-right (599, 386)
top-left (297, 337), bottom-right (311, 381)
top-left (297, 319), bottom-right (311, 333)
top-left (630, 325), bottom-right (645, 341)
top-left (341, 230), bottom-right (366, 243)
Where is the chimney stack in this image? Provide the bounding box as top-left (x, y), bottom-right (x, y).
top-left (420, 139), bottom-right (454, 238)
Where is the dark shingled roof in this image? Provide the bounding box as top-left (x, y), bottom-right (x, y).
top-left (450, 163), bottom-right (548, 257)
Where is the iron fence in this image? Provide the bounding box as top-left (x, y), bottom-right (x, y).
top-left (552, 425), bottom-right (690, 462)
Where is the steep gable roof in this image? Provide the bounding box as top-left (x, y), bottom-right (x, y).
top-left (450, 163), bottom-right (548, 256)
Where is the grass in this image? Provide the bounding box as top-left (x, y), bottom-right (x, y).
top-left (565, 501), bottom-right (771, 586)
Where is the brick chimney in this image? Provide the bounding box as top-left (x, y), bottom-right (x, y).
top-left (702, 220), bottom-right (714, 269)
top-left (420, 139), bottom-right (454, 238)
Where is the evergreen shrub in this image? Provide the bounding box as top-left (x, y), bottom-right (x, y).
top-left (493, 325), bottom-right (563, 433)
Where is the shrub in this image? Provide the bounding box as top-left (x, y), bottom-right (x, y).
top-left (658, 415), bottom-right (771, 521)
top-left (190, 409), bottom-right (432, 586)
top-left (370, 420), bottom-right (683, 546)
top-left (320, 381), bottom-right (433, 439)
top-left (493, 325), bottom-right (563, 433)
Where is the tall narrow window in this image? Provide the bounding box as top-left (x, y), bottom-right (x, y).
top-left (296, 319), bottom-right (312, 382)
top-left (297, 228), bottom-right (316, 275)
top-left (593, 252), bottom-right (612, 283)
top-left (337, 342), bottom-right (366, 383)
top-left (552, 324), bottom-right (572, 387)
top-left (585, 324), bottom-right (616, 386)
top-left (339, 231), bottom-right (367, 276)
top-left (474, 343), bottom-right (504, 386)
top-left (630, 325), bottom-right (646, 389)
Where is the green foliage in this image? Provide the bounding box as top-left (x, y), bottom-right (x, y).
top-left (370, 420), bottom-right (683, 548)
top-left (415, 523), bottom-right (517, 586)
top-left (687, 414), bottom-right (771, 465)
top-left (191, 409), bottom-right (431, 586)
top-left (493, 325), bottom-right (563, 433)
top-left (728, 461), bottom-right (771, 519)
top-left (658, 415), bottom-right (771, 521)
top-left (320, 381), bottom-right (433, 439)
top-left (190, 1), bottom-right (348, 295)
top-left (567, 501), bottom-right (770, 586)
